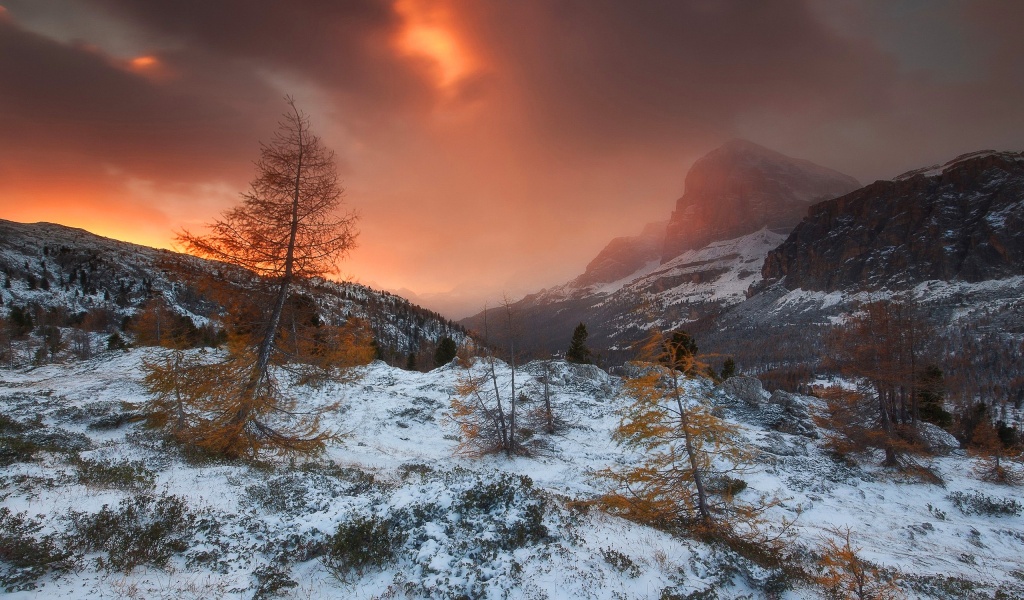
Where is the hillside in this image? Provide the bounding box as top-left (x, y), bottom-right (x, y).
top-left (697, 150), bottom-right (1024, 388)
top-left (1, 349), bottom-right (1023, 598)
top-left (461, 229), bottom-right (787, 360)
top-left (0, 219), bottom-right (466, 367)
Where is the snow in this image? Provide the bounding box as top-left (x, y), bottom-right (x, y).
top-left (2, 350), bottom-right (1024, 598)
top-left (893, 150), bottom-right (1024, 181)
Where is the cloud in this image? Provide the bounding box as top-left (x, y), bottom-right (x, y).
top-left (2, 0), bottom-right (1023, 317)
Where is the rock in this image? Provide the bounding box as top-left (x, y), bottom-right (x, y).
top-left (767, 389), bottom-right (817, 438)
top-left (762, 150), bottom-right (1024, 291)
top-left (915, 422), bottom-right (960, 455)
top-left (719, 376), bottom-right (768, 406)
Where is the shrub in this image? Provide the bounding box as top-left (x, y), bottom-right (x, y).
top-left (947, 491), bottom-right (1022, 517)
top-left (0, 416), bottom-right (91, 466)
top-left (244, 473), bottom-right (311, 514)
top-left (324, 515), bottom-right (400, 577)
top-left (75, 457), bottom-right (155, 491)
top-left (67, 493), bottom-right (196, 572)
top-left (601, 547), bottom-right (641, 577)
top-left (252, 564), bottom-right (298, 599)
top-left (0, 508), bottom-right (77, 592)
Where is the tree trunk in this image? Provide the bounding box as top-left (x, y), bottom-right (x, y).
top-left (251, 113), bottom-right (305, 392)
top-left (673, 374), bottom-right (711, 525)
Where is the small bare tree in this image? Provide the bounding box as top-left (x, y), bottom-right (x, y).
top-left (450, 297), bottom-right (527, 457)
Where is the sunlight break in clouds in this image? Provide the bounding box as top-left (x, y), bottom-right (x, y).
top-left (394, 0), bottom-right (475, 90)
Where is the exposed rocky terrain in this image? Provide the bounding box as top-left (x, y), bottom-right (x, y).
top-left (762, 150), bottom-right (1024, 291)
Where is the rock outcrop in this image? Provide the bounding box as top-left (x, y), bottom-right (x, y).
top-left (661, 139), bottom-right (860, 262)
top-left (762, 150), bottom-right (1024, 291)
top-left (720, 376), bottom-right (768, 407)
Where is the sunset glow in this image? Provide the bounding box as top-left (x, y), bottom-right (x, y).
top-left (129, 55), bottom-right (157, 69)
top-left (394, 0), bottom-right (474, 89)
top-left (2, 1), bottom-right (1024, 318)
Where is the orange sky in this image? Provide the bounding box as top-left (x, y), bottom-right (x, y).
top-left (2, 0), bottom-right (1024, 317)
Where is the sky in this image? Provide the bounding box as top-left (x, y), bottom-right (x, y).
top-left (1, 0), bottom-right (1023, 318)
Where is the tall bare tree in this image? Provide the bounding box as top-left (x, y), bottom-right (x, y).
top-left (824, 297), bottom-right (937, 466)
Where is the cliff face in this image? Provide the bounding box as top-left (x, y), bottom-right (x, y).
top-left (661, 140), bottom-right (859, 262)
top-left (762, 150), bottom-right (1024, 291)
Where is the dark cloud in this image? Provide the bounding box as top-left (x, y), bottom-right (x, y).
top-left (0, 17), bottom-right (278, 183)
top-left (89, 0), bottom-right (437, 122)
top-left (451, 0), bottom-right (899, 154)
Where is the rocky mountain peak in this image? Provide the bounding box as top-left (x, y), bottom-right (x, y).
top-left (661, 139), bottom-right (860, 262)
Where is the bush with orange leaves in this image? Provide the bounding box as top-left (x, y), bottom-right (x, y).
top-left (816, 525), bottom-right (904, 600)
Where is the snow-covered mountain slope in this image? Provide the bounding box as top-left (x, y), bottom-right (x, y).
top-left (0, 219), bottom-right (466, 365)
top-left (461, 229), bottom-right (787, 359)
top-left (691, 149), bottom-right (1024, 391)
top-left (2, 349), bottom-right (1023, 598)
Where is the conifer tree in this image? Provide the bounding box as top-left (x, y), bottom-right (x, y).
top-left (150, 97), bottom-right (360, 458)
top-left (720, 357), bottom-right (736, 380)
top-left (600, 331), bottom-right (786, 543)
top-left (969, 417), bottom-right (1022, 485)
top-left (434, 336), bottom-right (458, 368)
top-left (816, 526), bottom-right (903, 599)
top-left (565, 322), bottom-right (592, 364)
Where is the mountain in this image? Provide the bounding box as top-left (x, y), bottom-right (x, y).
top-left (762, 150), bottom-right (1024, 291)
top-left (573, 220), bottom-right (667, 288)
top-left (460, 140), bottom-right (858, 359)
top-left (0, 219), bottom-right (466, 366)
top-left (661, 139), bottom-right (860, 262)
top-left (698, 149), bottom-right (1024, 396)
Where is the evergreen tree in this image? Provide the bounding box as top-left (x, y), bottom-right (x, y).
top-left (917, 365), bottom-right (951, 428)
top-left (406, 351), bottom-right (417, 371)
top-left (600, 331), bottom-right (787, 543)
top-left (720, 357), bottom-right (736, 380)
top-left (566, 322), bottom-right (592, 364)
top-left (434, 336), bottom-right (458, 367)
top-left (149, 97), bottom-right (360, 458)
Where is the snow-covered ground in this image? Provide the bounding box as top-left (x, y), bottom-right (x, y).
top-left (2, 349), bottom-right (1023, 599)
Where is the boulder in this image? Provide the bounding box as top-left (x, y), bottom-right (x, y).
top-left (915, 422), bottom-right (960, 455)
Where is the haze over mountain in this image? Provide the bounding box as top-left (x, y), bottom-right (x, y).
top-left (661, 139), bottom-right (860, 262)
top-left (460, 140), bottom-right (860, 355)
